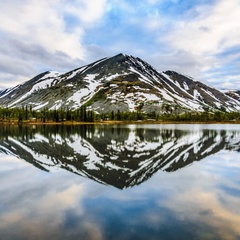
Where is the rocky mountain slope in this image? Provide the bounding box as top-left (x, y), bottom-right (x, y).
top-left (0, 53), bottom-right (240, 113)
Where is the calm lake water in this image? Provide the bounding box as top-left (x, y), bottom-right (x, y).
top-left (0, 124), bottom-right (240, 240)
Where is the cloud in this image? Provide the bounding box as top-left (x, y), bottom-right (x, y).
top-left (0, 0), bottom-right (107, 89)
top-left (0, 1), bottom-right (85, 58)
top-left (0, 0), bottom-right (239, 90)
top-left (64, 0), bottom-right (107, 25)
top-left (146, 49), bottom-right (202, 77)
top-left (165, 0), bottom-right (240, 56)
top-left (159, 0), bottom-right (240, 87)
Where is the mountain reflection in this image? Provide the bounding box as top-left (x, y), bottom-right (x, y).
top-left (0, 124), bottom-right (239, 189)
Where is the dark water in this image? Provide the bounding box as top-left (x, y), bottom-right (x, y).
top-left (0, 124), bottom-right (240, 240)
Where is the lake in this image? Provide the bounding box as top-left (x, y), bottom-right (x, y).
top-left (0, 124), bottom-right (240, 240)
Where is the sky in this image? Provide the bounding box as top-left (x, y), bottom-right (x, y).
top-left (0, 0), bottom-right (240, 90)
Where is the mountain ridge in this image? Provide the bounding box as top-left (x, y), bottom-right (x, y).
top-left (0, 53), bottom-right (240, 113)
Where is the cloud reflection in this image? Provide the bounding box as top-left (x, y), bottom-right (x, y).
top-left (0, 124), bottom-right (240, 239)
top-left (157, 151), bottom-right (240, 239)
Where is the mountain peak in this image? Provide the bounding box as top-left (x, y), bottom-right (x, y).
top-left (113, 52), bottom-right (129, 58)
top-left (108, 53), bottom-right (133, 63)
top-left (0, 54), bottom-right (240, 112)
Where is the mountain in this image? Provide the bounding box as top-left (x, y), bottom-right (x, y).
top-left (0, 125), bottom-right (239, 189)
top-left (0, 53), bottom-right (240, 113)
top-left (225, 90), bottom-right (240, 102)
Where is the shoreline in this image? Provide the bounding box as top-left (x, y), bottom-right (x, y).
top-left (1, 120), bottom-right (240, 125)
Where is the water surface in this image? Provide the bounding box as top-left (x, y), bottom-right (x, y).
top-left (0, 124), bottom-right (240, 239)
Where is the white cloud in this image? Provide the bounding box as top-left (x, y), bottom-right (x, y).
top-left (0, 0), bottom-right (239, 90)
top-left (148, 49), bottom-right (202, 77)
top-left (65, 0), bottom-right (107, 25)
top-left (0, 1), bottom-right (84, 58)
top-left (163, 0), bottom-right (240, 60)
top-left (144, 9), bottom-right (163, 30)
top-left (0, 74), bottom-right (27, 90)
top-left (0, 0), bottom-right (108, 89)
top-left (155, 0), bottom-right (240, 87)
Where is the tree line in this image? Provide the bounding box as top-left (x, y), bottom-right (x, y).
top-left (0, 106), bottom-right (95, 123)
top-left (0, 106), bottom-right (240, 124)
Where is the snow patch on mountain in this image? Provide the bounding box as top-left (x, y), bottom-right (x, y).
top-left (33, 101), bottom-right (49, 111)
top-left (0, 53), bottom-right (240, 112)
top-left (50, 100), bottom-right (63, 110)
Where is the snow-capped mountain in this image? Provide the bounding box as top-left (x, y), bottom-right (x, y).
top-left (0, 125), bottom-right (239, 189)
top-left (0, 53), bottom-right (240, 112)
top-left (225, 90), bottom-right (240, 102)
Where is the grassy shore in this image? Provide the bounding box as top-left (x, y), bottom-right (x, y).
top-left (1, 119), bottom-right (240, 125)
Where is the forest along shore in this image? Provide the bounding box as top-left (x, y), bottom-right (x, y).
top-left (0, 106), bottom-right (240, 124)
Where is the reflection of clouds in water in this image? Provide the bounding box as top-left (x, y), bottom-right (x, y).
top-left (158, 151), bottom-right (240, 239)
top-left (206, 150), bottom-right (240, 172)
top-left (1, 124), bottom-right (240, 239)
top-left (38, 184), bottom-right (84, 213)
top-left (144, 211), bottom-right (165, 231)
top-left (164, 190), bottom-right (240, 239)
top-left (0, 154), bottom-right (104, 239)
top-left (0, 154), bottom-right (27, 169)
